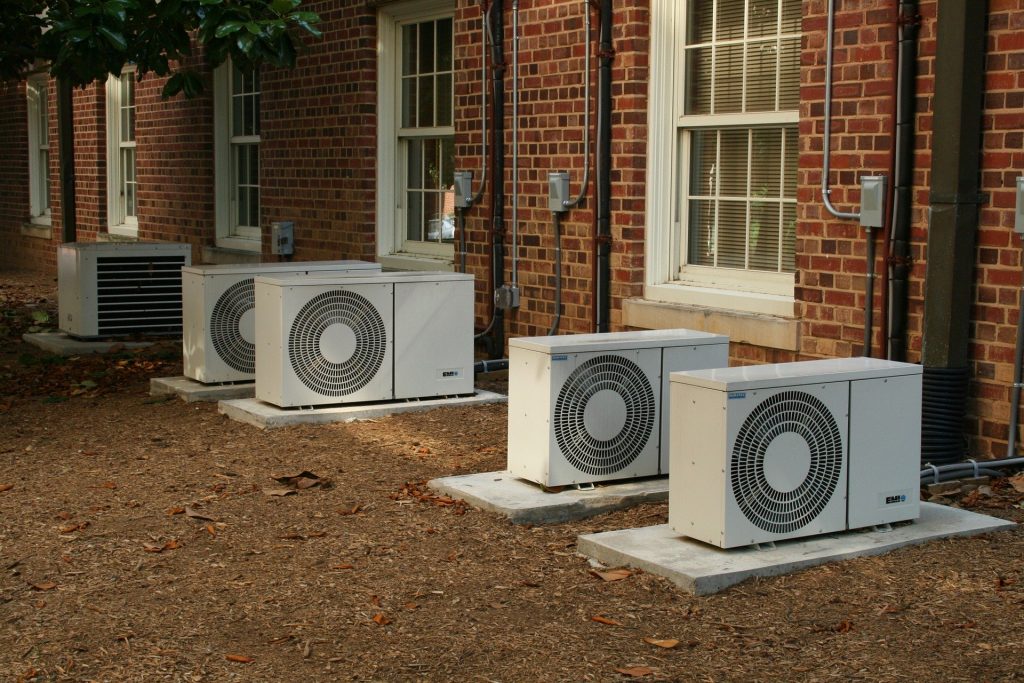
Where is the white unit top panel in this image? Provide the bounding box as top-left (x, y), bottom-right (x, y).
top-left (255, 271), bottom-right (472, 287)
top-left (670, 357), bottom-right (922, 391)
top-left (183, 260), bottom-right (380, 276)
top-left (510, 329), bottom-right (729, 355)
top-left (60, 241), bottom-right (190, 256)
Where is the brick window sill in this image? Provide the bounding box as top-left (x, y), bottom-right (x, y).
top-left (20, 222), bottom-right (53, 240)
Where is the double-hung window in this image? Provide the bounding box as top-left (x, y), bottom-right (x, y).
top-left (377, 1), bottom-right (456, 267)
top-left (214, 63), bottom-right (261, 250)
top-left (646, 0), bottom-right (800, 316)
top-left (26, 75), bottom-right (50, 225)
top-left (106, 67), bottom-right (138, 235)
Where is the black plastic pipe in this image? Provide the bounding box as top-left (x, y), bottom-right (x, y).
top-left (887, 0), bottom-right (918, 362)
top-left (593, 0), bottom-right (612, 333)
top-left (474, 358), bottom-right (509, 374)
top-left (485, 0), bottom-right (506, 357)
top-left (548, 211), bottom-right (563, 336)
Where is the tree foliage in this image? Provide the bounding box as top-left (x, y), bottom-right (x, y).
top-left (0, 0), bottom-right (321, 97)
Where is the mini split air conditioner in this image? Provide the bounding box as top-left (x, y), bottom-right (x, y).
top-left (254, 271), bottom-right (474, 408)
top-left (669, 357), bottom-right (922, 549)
top-left (507, 330), bottom-right (730, 487)
top-left (181, 261), bottom-right (382, 384)
top-left (58, 242), bottom-right (192, 338)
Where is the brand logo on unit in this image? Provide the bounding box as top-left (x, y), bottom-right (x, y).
top-left (885, 494), bottom-right (907, 505)
top-left (441, 370), bottom-right (459, 378)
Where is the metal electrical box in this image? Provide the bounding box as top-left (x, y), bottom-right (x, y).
top-left (548, 172), bottom-right (570, 212)
top-left (453, 171), bottom-right (473, 209)
top-left (271, 221), bottom-right (294, 255)
top-left (859, 176), bottom-right (887, 228)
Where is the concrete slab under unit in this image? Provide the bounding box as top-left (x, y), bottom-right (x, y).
top-left (428, 471), bottom-right (669, 525)
top-left (22, 332), bottom-right (154, 356)
top-left (218, 390), bottom-right (507, 429)
top-left (577, 503), bottom-right (1017, 596)
top-left (150, 376), bottom-right (255, 403)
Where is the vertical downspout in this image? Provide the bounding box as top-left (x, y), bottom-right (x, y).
top-left (887, 0), bottom-right (919, 362)
top-left (57, 79), bottom-right (76, 243)
top-left (593, 0), bottom-right (613, 333)
top-left (920, 0), bottom-right (988, 464)
top-left (485, 0), bottom-right (506, 357)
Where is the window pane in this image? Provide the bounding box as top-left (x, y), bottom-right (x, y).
top-left (236, 145), bottom-right (248, 185)
top-left (781, 203), bottom-right (796, 271)
top-left (716, 0), bottom-right (745, 41)
top-left (402, 24), bottom-right (417, 76)
top-left (749, 0), bottom-right (779, 38)
top-left (749, 201), bottom-right (781, 271)
top-left (408, 139), bottom-right (423, 189)
top-left (407, 191), bottom-right (423, 241)
top-left (437, 73), bottom-right (452, 127)
top-left (237, 187), bottom-right (249, 228)
top-left (249, 186), bottom-right (260, 229)
top-left (37, 83), bottom-right (48, 145)
top-left (425, 191), bottom-right (442, 241)
top-left (437, 17), bottom-right (453, 71)
top-left (783, 125), bottom-right (797, 198)
top-left (41, 149), bottom-right (50, 210)
top-left (441, 136), bottom-right (455, 189)
top-left (402, 77), bottom-right (416, 128)
top-left (781, 0), bottom-right (801, 33)
top-left (718, 129), bottom-right (748, 197)
top-left (689, 130), bottom-right (717, 196)
top-left (746, 40), bottom-right (777, 111)
top-left (418, 21), bottom-right (435, 74)
top-left (424, 138), bottom-right (440, 189)
top-left (687, 198), bottom-right (715, 267)
top-left (686, 0), bottom-right (714, 44)
top-left (713, 43), bottom-right (743, 113)
top-left (684, 47), bottom-right (712, 115)
top-left (717, 200), bottom-right (747, 268)
top-left (751, 128), bottom-right (782, 196)
top-left (418, 75), bottom-right (434, 127)
top-left (123, 148), bottom-right (137, 217)
top-left (778, 36), bottom-right (800, 110)
top-left (233, 93), bottom-right (243, 136)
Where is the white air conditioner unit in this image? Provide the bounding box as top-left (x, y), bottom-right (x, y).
top-left (507, 330), bottom-right (730, 487)
top-left (181, 261), bottom-right (382, 384)
top-left (254, 271), bottom-right (474, 407)
top-left (669, 357), bottom-right (922, 549)
top-left (58, 242), bottom-right (192, 338)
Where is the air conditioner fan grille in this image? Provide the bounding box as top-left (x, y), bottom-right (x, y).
top-left (730, 390), bottom-right (843, 535)
top-left (288, 290), bottom-right (387, 396)
top-left (210, 278), bottom-right (255, 373)
top-left (552, 354), bottom-right (656, 476)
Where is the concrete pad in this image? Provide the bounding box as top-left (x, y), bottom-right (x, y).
top-left (218, 390), bottom-right (507, 429)
top-left (23, 332), bottom-right (154, 356)
top-left (150, 376), bottom-right (255, 403)
top-left (428, 471), bottom-right (669, 525)
top-left (577, 503), bottom-right (1017, 596)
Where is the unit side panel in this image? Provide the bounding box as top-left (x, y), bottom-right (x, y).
top-left (722, 382), bottom-right (850, 548)
top-left (506, 346), bottom-right (556, 485)
top-left (181, 270), bottom-right (207, 381)
top-left (659, 343), bottom-right (731, 473)
top-left (669, 383), bottom-right (727, 544)
top-left (847, 375), bottom-right (922, 528)
top-left (253, 280), bottom-right (287, 405)
top-left (57, 246), bottom-right (85, 335)
top-left (393, 279), bottom-right (474, 399)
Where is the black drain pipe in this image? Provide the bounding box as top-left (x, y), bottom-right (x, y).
top-left (919, 0), bottom-right (988, 465)
top-left (886, 0), bottom-right (919, 362)
top-left (593, 0), bottom-right (613, 333)
top-left (481, 0), bottom-right (506, 357)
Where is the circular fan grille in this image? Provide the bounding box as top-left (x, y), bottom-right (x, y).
top-left (552, 355), bottom-right (656, 476)
top-left (730, 390), bottom-right (844, 534)
top-left (210, 278), bottom-right (256, 373)
top-left (287, 290), bottom-right (387, 396)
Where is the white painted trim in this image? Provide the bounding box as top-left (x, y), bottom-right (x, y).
top-left (645, 282), bottom-right (795, 318)
top-left (26, 75), bottom-right (50, 224)
top-left (213, 62), bottom-right (260, 252)
top-left (379, 253), bottom-right (454, 272)
top-left (105, 69), bottom-right (138, 236)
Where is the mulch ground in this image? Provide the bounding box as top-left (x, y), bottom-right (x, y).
top-left (1, 268), bottom-right (1023, 682)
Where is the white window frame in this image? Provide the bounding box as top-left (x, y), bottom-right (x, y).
top-left (645, 0), bottom-right (797, 317)
top-left (376, 0), bottom-right (456, 267)
top-left (214, 61), bottom-right (261, 252)
top-left (26, 75), bottom-right (51, 226)
top-left (106, 67), bottom-right (138, 237)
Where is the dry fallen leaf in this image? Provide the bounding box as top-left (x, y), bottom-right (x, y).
top-left (404, 602), bottom-right (418, 610)
top-left (370, 595), bottom-right (382, 607)
top-left (205, 524), bottom-right (216, 538)
top-left (590, 568), bottom-right (633, 582)
top-left (834, 620), bottom-right (853, 633)
top-left (99, 481), bottom-right (117, 489)
top-left (31, 581), bottom-right (57, 591)
top-left (591, 615), bottom-right (623, 626)
top-left (59, 521), bottom-right (89, 533)
top-left (616, 666), bottom-right (654, 678)
top-left (643, 637), bottom-right (679, 649)
top-left (225, 654), bottom-right (254, 663)
top-left (143, 539), bottom-right (181, 553)
top-left (1008, 474), bottom-right (1024, 494)
top-left (263, 488), bottom-right (297, 497)
top-left (185, 507), bottom-right (214, 521)
top-left (0, 484), bottom-right (13, 493)
top-left (166, 507), bottom-right (185, 516)
top-left (332, 563), bottom-right (354, 570)
top-left (372, 612), bottom-right (391, 626)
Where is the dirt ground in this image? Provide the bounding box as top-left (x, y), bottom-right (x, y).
top-left (2, 269), bottom-right (1023, 683)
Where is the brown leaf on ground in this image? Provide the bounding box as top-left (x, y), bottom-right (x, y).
top-left (263, 488), bottom-right (297, 497)
top-left (143, 540), bottom-right (181, 553)
top-left (205, 524), bottom-right (216, 537)
top-left (31, 582), bottom-right (57, 591)
top-left (616, 666), bottom-right (654, 677)
top-left (272, 471), bottom-right (327, 490)
top-left (98, 482), bottom-right (117, 489)
top-left (59, 521), bottom-right (89, 533)
top-left (184, 507), bottom-right (214, 521)
top-left (331, 564), bottom-right (354, 570)
top-left (372, 612), bottom-right (391, 626)
top-left (590, 568), bottom-right (633, 582)
top-left (1008, 474), bottom-right (1024, 494)
top-left (337, 504), bottom-right (363, 515)
top-left (225, 654), bottom-right (254, 663)
top-left (592, 615), bottom-right (623, 626)
top-left (0, 484), bottom-right (13, 493)
top-left (166, 506), bottom-right (185, 515)
top-left (834, 620), bottom-right (854, 633)
top-left (643, 637), bottom-right (679, 649)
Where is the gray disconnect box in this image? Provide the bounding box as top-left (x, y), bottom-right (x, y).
top-left (859, 175), bottom-right (886, 228)
top-left (548, 172), bottom-right (570, 213)
top-left (271, 221), bottom-right (294, 255)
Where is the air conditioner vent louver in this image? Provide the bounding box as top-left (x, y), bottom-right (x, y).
top-left (730, 390), bottom-right (844, 534)
top-left (552, 354), bottom-right (657, 476)
top-left (287, 289), bottom-right (387, 397)
top-left (210, 278), bottom-right (255, 374)
top-left (95, 254), bottom-right (187, 334)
